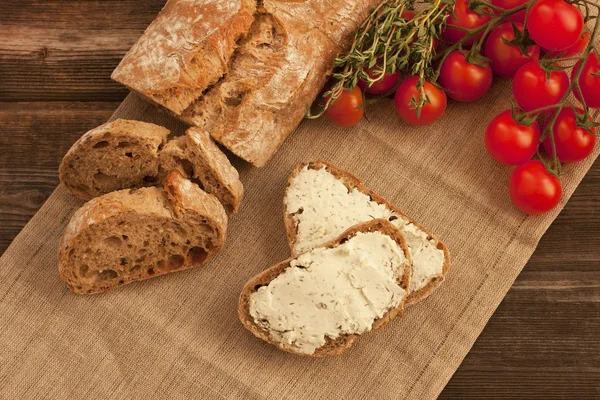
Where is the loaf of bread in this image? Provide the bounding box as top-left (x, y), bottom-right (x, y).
top-left (59, 171), bottom-right (227, 294)
top-left (112, 0), bottom-right (256, 115)
top-left (159, 128), bottom-right (244, 215)
top-left (113, 0), bottom-right (383, 167)
top-left (283, 161), bottom-right (451, 304)
top-left (59, 119), bottom-right (170, 200)
top-left (239, 219), bottom-right (412, 357)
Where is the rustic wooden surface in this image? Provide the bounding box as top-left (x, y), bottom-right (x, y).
top-left (0, 1), bottom-right (598, 398)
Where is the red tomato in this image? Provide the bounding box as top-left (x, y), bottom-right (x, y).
top-left (491, 0), bottom-right (527, 23)
top-left (542, 107), bottom-right (596, 163)
top-left (484, 22), bottom-right (540, 78)
top-left (439, 51), bottom-right (493, 102)
top-left (573, 52), bottom-right (600, 108)
top-left (509, 160), bottom-right (562, 214)
top-left (325, 86), bottom-right (364, 127)
top-left (545, 31), bottom-right (590, 58)
top-left (527, 0), bottom-right (584, 51)
top-left (512, 61), bottom-right (569, 112)
top-left (394, 76), bottom-right (447, 126)
top-left (402, 10), bottom-right (416, 19)
top-left (442, 0), bottom-right (491, 45)
top-left (358, 65), bottom-right (400, 95)
top-left (485, 110), bottom-right (541, 165)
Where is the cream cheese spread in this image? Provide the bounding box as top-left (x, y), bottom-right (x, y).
top-left (249, 232), bottom-right (408, 355)
top-left (285, 166), bottom-right (445, 294)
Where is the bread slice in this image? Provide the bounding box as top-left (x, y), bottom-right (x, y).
top-left (159, 128), bottom-right (243, 215)
top-left (111, 0), bottom-right (256, 115)
top-left (58, 171), bottom-right (227, 295)
top-left (239, 219), bottom-right (412, 357)
top-left (177, 0), bottom-right (383, 166)
top-left (283, 161), bottom-right (451, 305)
top-left (59, 119), bottom-right (170, 201)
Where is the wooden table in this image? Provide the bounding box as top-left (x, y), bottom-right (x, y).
top-left (1, 1), bottom-right (598, 397)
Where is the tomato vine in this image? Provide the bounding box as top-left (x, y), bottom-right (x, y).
top-left (308, 0), bottom-right (600, 178)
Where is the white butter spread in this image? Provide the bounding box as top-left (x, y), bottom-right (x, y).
top-left (249, 232), bottom-right (408, 355)
top-left (285, 166), bottom-right (445, 294)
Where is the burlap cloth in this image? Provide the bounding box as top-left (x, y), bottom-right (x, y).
top-left (1, 81), bottom-right (599, 399)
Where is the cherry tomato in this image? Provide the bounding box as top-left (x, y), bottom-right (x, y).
top-left (402, 10), bottom-right (416, 19)
top-left (484, 22), bottom-right (540, 78)
top-left (573, 52), bottom-right (600, 108)
top-left (394, 76), bottom-right (447, 126)
top-left (509, 160), bottom-right (562, 214)
top-left (542, 107), bottom-right (596, 163)
top-left (545, 31), bottom-right (590, 58)
top-left (325, 86), bottom-right (364, 128)
top-left (491, 0), bottom-right (527, 23)
top-left (439, 51), bottom-right (493, 102)
top-left (527, 0), bottom-right (584, 51)
top-left (512, 61), bottom-right (569, 112)
top-left (442, 0), bottom-right (491, 45)
top-left (485, 110), bottom-right (541, 165)
top-left (358, 64), bottom-right (400, 95)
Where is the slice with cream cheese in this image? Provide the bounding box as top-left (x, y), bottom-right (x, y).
top-left (284, 163), bottom-right (448, 302)
top-left (249, 229), bottom-right (410, 355)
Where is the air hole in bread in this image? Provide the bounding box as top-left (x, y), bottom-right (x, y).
top-left (389, 216), bottom-right (398, 221)
top-left (118, 280), bottom-right (124, 285)
top-left (158, 143), bottom-right (164, 151)
top-left (122, 235), bottom-right (129, 241)
top-left (117, 142), bottom-right (129, 148)
top-left (254, 284), bottom-right (264, 291)
top-left (98, 269), bottom-right (118, 280)
top-left (188, 247), bottom-right (208, 265)
top-left (104, 236), bottom-right (122, 248)
top-left (79, 265), bottom-right (89, 277)
top-left (176, 158), bottom-right (195, 178)
top-left (143, 175), bottom-right (158, 183)
top-left (156, 260), bottom-right (165, 269)
top-left (147, 267), bottom-right (155, 275)
top-left (92, 141), bottom-right (109, 149)
top-left (339, 238), bottom-right (349, 244)
top-left (168, 255), bottom-right (185, 270)
top-left (142, 240), bottom-right (149, 247)
top-left (93, 171), bottom-right (114, 186)
top-left (125, 152), bottom-right (133, 158)
top-left (120, 258), bottom-right (128, 266)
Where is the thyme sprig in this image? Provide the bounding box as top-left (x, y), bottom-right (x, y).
top-left (310, 0), bottom-right (600, 176)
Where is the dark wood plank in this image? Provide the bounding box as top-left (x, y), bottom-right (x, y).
top-left (0, 0), bottom-right (165, 102)
top-left (0, 101), bottom-right (119, 251)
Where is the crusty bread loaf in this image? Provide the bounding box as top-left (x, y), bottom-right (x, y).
top-left (111, 0), bottom-right (256, 115)
top-left (239, 219), bottom-right (412, 357)
top-left (159, 127), bottom-right (243, 215)
top-left (59, 119), bottom-right (170, 201)
top-left (283, 161), bottom-right (451, 305)
top-left (180, 0), bottom-right (383, 166)
top-left (113, 0), bottom-right (383, 166)
top-left (58, 171), bottom-right (227, 294)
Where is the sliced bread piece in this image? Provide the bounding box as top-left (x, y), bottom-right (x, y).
top-left (159, 127), bottom-right (243, 215)
top-left (58, 171), bottom-right (227, 295)
top-left (283, 161), bottom-right (450, 305)
top-left (59, 119), bottom-right (170, 201)
top-left (239, 219), bottom-right (412, 357)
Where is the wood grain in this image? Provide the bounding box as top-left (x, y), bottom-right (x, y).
top-left (1, 1), bottom-right (599, 398)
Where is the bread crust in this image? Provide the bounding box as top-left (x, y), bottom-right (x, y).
top-left (170, 0), bottom-right (384, 166)
top-left (111, 0), bottom-right (257, 115)
top-left (159, 128), bottom-right (244, 215)
top-left (59, 119), bottom-right (170, 200)
top-left (283, 161), bottom-right (451, 305)
top-left (239, 219), bottom-right (412, 357)
top-left (58, 171), bottom-right (227, 294)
